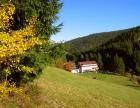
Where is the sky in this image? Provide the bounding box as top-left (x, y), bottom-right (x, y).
top-left (51, 0), bottom-right (140, 42)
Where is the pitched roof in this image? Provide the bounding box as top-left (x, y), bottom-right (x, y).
top-left (79, 61), bottom-right (97, 65)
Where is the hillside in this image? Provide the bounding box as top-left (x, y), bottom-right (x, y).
top-left (65, 29), bottom-right (128, 54)
top-left (66, 26), bottom-right (140, 75)
top-left (2, 67), bottom-right (140, 108)
top-left (94, 26), bottom-right (140, 73)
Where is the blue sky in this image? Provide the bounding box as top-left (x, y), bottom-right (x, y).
top-left (51, 0), bottom-right (140, 42)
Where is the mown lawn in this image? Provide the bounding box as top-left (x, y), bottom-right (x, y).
top-left (1, 67), bottom-right (140, 108)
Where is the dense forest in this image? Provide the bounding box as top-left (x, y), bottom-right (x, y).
top-left (66, 26), bottom-right (140, 75)
top-left (65, 29), bottom-right (128, 54)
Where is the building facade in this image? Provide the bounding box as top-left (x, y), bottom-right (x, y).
top-left (79, 61), bottom-right (99, 73)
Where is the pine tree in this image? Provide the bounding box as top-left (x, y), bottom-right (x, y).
top-left (85, 53), bottom-right (89, 61)
top-left (133, 50), bottom-right (140, 74)
top-left (0, 0), bottom-right (63, 84)
top-left (97, 53), bottom-right (103, 69)
top-left (113, 55), bottom-right (125, 75)
top-left (1, 0), bottom-right (63, 38)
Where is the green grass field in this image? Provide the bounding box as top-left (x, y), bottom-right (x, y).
top-left (1, 67), bottom-right (140, 108)
top-left (80, 72), bottom-right (140, 90)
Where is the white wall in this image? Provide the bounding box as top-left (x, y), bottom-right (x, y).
top-left (81, 64), bottom-right (98, 73)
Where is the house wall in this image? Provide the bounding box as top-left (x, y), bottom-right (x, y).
top-left (80, 64), bottom-right (98, 73)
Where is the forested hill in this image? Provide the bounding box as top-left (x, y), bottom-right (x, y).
top-left (96, 26), bottom-right (140, 74)
top-left (65, 28), bottom-right (129, 54)
top-left (66, 26), bottom-right (140, 75)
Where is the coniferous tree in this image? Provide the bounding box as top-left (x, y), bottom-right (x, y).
top-left (80, 54), bottom-right (85, 61)
top-left (113, 55), bottom-right (125, 75)
top-left (85, 53), bottom-right (89, 61)
top-left (133, 50), bottom-right (140, 74)
top-left (1, 0), bottom-right (63, 38)
top-left (93, 53), bottom-right (97, 61)
top-left (0, 0), bottom-right (63, 84)
top-left (97, 53), bottom-right (103, 69)
top-left (89, 52), bottom-right (94, 60)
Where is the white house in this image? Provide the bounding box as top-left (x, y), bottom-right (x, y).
top-left (79, 61), bottom-right (99, 73)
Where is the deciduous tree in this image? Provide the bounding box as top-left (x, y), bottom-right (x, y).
top-left (0, 2), bottom-right (41, 82)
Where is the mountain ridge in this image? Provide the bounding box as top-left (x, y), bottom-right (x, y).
top-left (65, 26), bottom-right (140, 54)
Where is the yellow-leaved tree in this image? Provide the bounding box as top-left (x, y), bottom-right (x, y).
top-left (0, 2), bottom-right (41, 82)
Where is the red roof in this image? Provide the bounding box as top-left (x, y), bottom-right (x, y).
top-left (79, 61), bottom-right (97, 66)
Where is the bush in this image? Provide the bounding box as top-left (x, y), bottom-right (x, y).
top-left (0, 81), bottom-right (22, 97)
top-left (131, 75), bottom-right (140, 85)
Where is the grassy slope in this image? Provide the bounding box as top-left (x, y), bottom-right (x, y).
top-left (80, 72), bottom-right (140, 90)
top-left (33, 67), bottom-right (140, 108)
top-left (1, 67), bottom-right (140, 108)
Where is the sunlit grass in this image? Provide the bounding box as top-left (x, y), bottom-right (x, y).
top-left (33, 67), bottom-right (140, 108)
top-left (80, 72), bottom-right (140, 90)
top-left (1, 67), bottom-right (140, 108)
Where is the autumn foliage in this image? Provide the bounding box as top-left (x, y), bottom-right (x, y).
top-left (64, 62), bottom-right (74, 72)
top-left (0, 2), bottom-right (41, 83)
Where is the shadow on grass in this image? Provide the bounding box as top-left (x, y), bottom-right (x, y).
top-left (98, 71), bottom-right (122, 77)
top-left (126, 84), bottom-right (140, 90)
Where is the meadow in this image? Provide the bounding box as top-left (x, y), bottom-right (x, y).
top-left (1, 67), bottom-right (140, 108)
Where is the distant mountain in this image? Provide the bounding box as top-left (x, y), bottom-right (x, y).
top-left (65, 29), bottom-right (128, 54)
